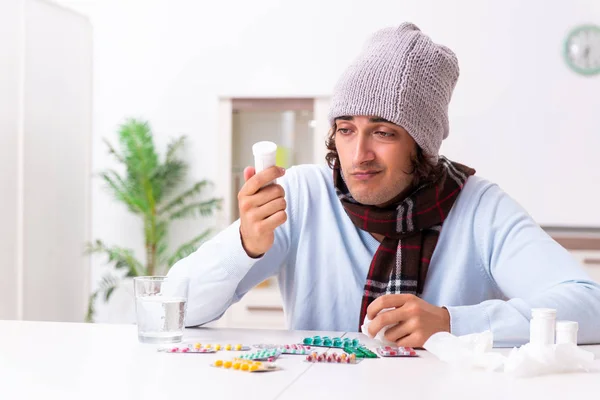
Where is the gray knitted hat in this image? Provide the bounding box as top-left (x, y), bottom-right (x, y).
top-left (327, 22), bottom-right (460, 162)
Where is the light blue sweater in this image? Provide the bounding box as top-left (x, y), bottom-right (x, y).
top-left (168, 164), bottom-right (600, 346)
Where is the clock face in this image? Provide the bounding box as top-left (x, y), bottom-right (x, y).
top-left (564, 24), bottom-right (600, 76)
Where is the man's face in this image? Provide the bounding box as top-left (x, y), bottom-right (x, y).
top-left (334, 115), bottom-right (416, 206)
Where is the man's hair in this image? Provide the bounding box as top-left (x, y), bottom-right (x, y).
top-left (325, 122), bottom-right (442, 187)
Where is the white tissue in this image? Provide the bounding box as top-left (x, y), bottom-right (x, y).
top-left (423, 331), bottom-right (596, 378)
top-left (504, 343), bottom-right (596, 378)
top-left (423, 331), bottom-right (505, 371)
top-left (360, 307), bottom-right (396, 346)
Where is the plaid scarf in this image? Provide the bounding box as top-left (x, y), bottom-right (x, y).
top-left (334, 157), bottom-right (475, 330)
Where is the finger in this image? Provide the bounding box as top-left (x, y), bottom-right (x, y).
top-left (243, 166), bottom-right (255, 182)
top-left (367, 294), bottom-right (414, 319)
top-left (396, 333), bottom-right (425, 349)
top-left (383, 320), bottom-right (414, 343)
top-left (250, 184), bottom-right (285, 208)
top-left (367, 307), bottom-right (402, 338)
top-left (253, 197), bottom-right (287, 221)
top-left (240, 166), bottom-right (285, 196)
top-left (260, 210), bottom-right (287, 232)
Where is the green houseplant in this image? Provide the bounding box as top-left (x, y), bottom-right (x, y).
top-left (86, 119), bottom-right (221, 322)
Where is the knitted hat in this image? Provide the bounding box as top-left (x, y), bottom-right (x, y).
top-left (327, 22), bottom-right (460, 162)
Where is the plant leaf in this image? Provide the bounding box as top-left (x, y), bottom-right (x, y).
top-left (105, 286), bottom-right (116, 302)
top-left (158, 180), bottom-right (211, 215)
top-left (167, 229), bottom-right (213, 267)
top-left (165, 136), bottom-right (186, 163)
top-left (86, 240), bottom-right (144, 277)
top-left (101, 170), bottom-right (147, 214)
top-left (85, 291), bottom-right (99, 323)
top-left (168, 198), bottom-right (222, 220)
top-left (103, 138), bottom-right (125, 164)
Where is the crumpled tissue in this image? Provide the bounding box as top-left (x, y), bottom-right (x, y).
top-left (360, 307), bottom-right (396, 346)
top-left (423, 331), bottom-right (596, 378)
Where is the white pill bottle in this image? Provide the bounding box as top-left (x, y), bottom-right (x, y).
top-left (252, 141), bottom-right (277, 174)
top-left (555, 320), bottom-right (578, 345)
top-left (530, 308), bottom-right (557, 346)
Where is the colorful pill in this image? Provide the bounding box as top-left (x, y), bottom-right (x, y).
top-left (224, 361), bottom-right (232, 369)
top-left (306, 354), bottom-right (314, 362)
top-left (214, 360), bottom-right (223, 367)
top-left (214, 344), bottom-right (221, 351)
top-left (181, 348), bottom-right (189, 353)
top-left (326, 354), bottom-right (334, 363)
top-left (233, 362), bottom-right (241, 370)
top-left (205, 344), bottom-right (212, 349)
top-left (194, 343), bottom-right (201, 349)
top-left (241, 364), bottom-right (249, 371)
top-left (250, 365), bottom-right (259, 372)
top-left (235, 344), bottom-right (243, 351)
top-left (170, 348), bottom-right (178, 353)
top-left (225, 344), bottom-right (232, 351)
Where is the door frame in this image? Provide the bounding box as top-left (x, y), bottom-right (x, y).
top-left (215, 96), bottom-right (330, 229)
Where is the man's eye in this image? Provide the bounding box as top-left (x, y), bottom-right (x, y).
top-left (337, 128), bottom-right (351, 134)
top-left (375, 131), bottom-right (394, 137)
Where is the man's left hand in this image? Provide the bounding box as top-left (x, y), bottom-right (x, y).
top-left (366, 294), bottom-right (450, 348)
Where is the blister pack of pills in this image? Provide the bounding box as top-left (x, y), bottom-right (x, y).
top-left (158, 343), bottom-right (250, 353)
top-left (376, 346), bottom-right (418, 357)
top-left (212, 358), bottom-right (280, 373)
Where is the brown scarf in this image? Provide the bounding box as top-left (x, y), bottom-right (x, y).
top-left (334, 157), bottom-right (475, 330)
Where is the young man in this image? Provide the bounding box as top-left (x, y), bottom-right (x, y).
top-left (168, 23), bottom-right (600, 347)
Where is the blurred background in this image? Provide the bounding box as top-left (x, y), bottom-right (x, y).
top-left (1, 0), bottom-right (599, 329)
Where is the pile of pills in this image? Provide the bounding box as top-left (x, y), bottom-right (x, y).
top-left (237, 349), bottom-right (282, 362)
top-left (212, 359), bottom-right (279, 373)
top-left (305, 352), bottom-right (358, 364)
top-left (376, 346), bottom-right (418, 357)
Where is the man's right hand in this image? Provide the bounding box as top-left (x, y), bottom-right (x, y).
top-left (238, 166), bottom-right (287, 258)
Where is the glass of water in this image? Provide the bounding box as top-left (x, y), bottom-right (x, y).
top-left (133, 276), bottom-right (189, 344)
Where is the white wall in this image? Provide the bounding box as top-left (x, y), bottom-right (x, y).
top-left (0, 0), bottom-right (92, 322)
top-left (21, 0), bottom-right (92, 321)
top-left (0, 0), bottom-right (22, 320)
top-left (54, 0), bottom-right (600, 296)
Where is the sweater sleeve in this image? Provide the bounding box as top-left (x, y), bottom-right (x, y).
top-left (167, 169), bottom-right (298, 327)
top-left (446, 183), bottom-right (600, 347)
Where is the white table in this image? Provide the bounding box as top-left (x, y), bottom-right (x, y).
top-left (0, 320), bottom-right (598, 400)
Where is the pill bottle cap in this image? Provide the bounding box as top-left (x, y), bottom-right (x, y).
top-left (532, 308), bottom-right (557, 319)
top-left (252, 141), bottom-right (277, 157)
top-left (556, 320), bottom-right (578, 331)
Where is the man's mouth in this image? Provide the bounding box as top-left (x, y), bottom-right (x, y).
top-left (350, 170), bottom-right (381, 181)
